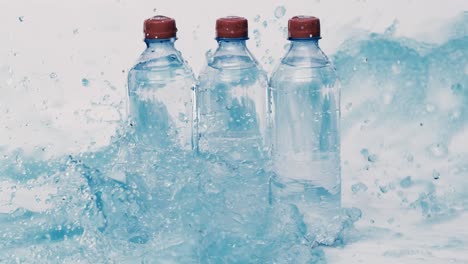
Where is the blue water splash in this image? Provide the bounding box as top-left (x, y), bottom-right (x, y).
top-left (0, 12), bottom-right (467, 264)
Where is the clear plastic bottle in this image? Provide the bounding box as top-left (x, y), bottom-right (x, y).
top-left (81, 17), bottom-right (199, 260)
top-left (195, 16), bottom-right (269, 162)
top-left (195, 17), bottom-right (270, 261)
top-left (128, 16), bottom-right (195, 151)
top-left (269, 16), bottom-right (341, 245)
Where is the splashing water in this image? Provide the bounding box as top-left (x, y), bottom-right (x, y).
top-left (0, 6), bottom-right (467, 264)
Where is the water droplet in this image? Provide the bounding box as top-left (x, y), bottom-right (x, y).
top-left (18, 16), bottom-right (24, 22)
top-left (205, 50), bottom-right (214, 63)
top-left (432, 170), bottom-right (440, 180)
top-left (49, 72), bottom-right (58, 79)
top-left (81, 78), bottom-right (89, 87)
top-left (368, 154), bottom-right (378, 162)
top-left (274, 6), bottom-right (286, 19)
top-left (351, 182), bottom-right (368, 193)
top-left (345, 102), bottom-right (353, 110)
top-left (379, 185), bottom-right (389, 193)
top-left (399, 176), bottom-right (413, 188)
top-left (360, 148), bottom-right (369, 157)
top-left (73, 28), bottom-right (79, 35)
top-left (254, 15), bottom-right (261, 22)
top-left (262, 20), bottom-right (268, 28)
top-left (344, 207), bottom-right (362, 222)
top-left (253, 29), bottom-right (261, 47)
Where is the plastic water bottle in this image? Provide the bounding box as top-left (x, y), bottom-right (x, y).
top-left (78, 17), bottom-right (199, 261)
top-left (195, 17), bottom-right (270, 261)
top-left (128, 15), bottom-right (195, 151)
top-left (195, 16), bottom-right (269, 162)
top-left (269, 16), bottom-right (341, 246)
top-left (125, 16), bottom-right (199, 260)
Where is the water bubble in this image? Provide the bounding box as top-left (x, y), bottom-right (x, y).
top-left (351, 182), bottom-right (368, 194)
top-left (18, 16), bottom-right (24, 22)
top-left (399, 176), bottom-right (413, 188)
top-left (49, 72), bottom-right (58, 79)
top-left (73, 28), bottom-right (79, 35)
top-left (274, 6), bottom-right (286, 19)
top-left (81, 78), bottom-right (90, 87)
top-left (262, 20), bottom-right (268, 28)
top-left (432, 170), bottom-right (440, 180)
top-left (254, 15), bottom-right (261, 23)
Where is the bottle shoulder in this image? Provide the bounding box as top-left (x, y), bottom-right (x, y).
top-left (131, 46), bottom-right (192, 72)
top-left (270, 62), bottom-right (338, 87)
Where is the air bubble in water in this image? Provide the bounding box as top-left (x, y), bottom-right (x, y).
top-left (49, 72), bottom-right (58, 79)
top-left (274, 6), bottom-right (286, 19)
top-left (254, 15), bottom-right (261, 23)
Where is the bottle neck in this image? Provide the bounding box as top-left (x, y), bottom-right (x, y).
top-left (210, 39), bottom-right (256, 69)
top-left (145, 38), bottom-right (177, 49)
top-left (217, 39), bottom-right (247, 49)
top-left (288, 39), bottom-right (320, 53)
top-left (282, 39), bottom-right (329, 67)
top-left (134, 38), bottom-right (183, 68)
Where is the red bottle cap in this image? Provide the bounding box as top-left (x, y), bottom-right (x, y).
top-left (144, 16), bottom-right (177, 39)
top-left (216, 16), bottom-right (248, 39)
top-left (288, 16), bottom-right (321, 39)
